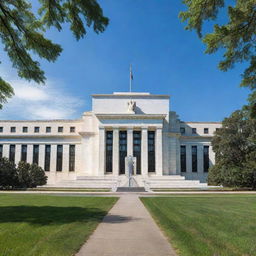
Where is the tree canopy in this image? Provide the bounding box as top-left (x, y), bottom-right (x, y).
top-left (0, 0), bottom-right (108, 108)
top-left (208, 107), bottom-right (256, 188)
top-left (180, 0), bottom-right (256, 116)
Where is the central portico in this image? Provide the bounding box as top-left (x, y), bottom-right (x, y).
top-left (92, 92), bottom-right (168, 177)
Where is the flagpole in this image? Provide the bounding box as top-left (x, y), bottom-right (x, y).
top-left (129, 64), bottom-right (132, 92)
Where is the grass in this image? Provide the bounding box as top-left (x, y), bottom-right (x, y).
top-left (28, 187), bottom-right (111, 192)
top-left (0, 194), bottom-right (118, 256)
top-left (141, 195), bottom-right (256, 256)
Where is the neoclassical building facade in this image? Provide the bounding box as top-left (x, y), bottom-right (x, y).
top-left (0, 92), bottom-right (221, 189)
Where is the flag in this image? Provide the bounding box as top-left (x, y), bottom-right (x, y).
top-left (130, 65), bottom-right (133, 80)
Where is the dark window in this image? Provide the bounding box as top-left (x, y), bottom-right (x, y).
top-left (0, 127), bottom-right (3, 133)
top-left (58, 127), bottom-right (63, 133)
top-left (44, 145), bottom-right (51, 172)
top-left (46, 127), bottom-right (51, 133)
top-left (192, 128), bottom-right (197, 134)
top-left (106, 131), bottom-right (113, 173)
top-left (10, 127), bottom-right (16, 133)
top-left (204, 128), bottom-right (209, 134)
top-left (33, 145), bottom-right (39, 165)
top-left (69, 145), bottom-right (75, 172)
top-left (70, 126), bottom-right (75, 133)
top-left (192, 146), bottom-right (197, 172)
top-left (180, 146), bottom-right (186, 172)
top-left (216, 128), bottom-right (220, 132)
top-left (180, 127), bottom-right (185, 134)
top-left (133, 131), bottom-right (141, 174)
top-left (56, 145), bottom-right (63, 172)
top-left (204, 146), bottom-right (210, 172)
top-left (34, 127), bottom-right (40, 133)
top-left (23, 127), bottom-right (28, 133)
top-left (148, 131), bottom-right (155, 172)
top-left (21, 145), bottom-right (27, 162)
top-left (119, 131), bottom-right (127, 174)
top-left (0, 145), bottom-right (3, 158)
top-left (9, 145), bottom-right (15, 163)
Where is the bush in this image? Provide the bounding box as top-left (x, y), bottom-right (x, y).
top-left (17, 162), bottom-right (47, 188)
top-left (0, 159), bottom-right (47, 189)
top-left (0, 157), bottom-right (18, 189)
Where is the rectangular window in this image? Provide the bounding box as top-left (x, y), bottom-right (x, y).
top-left (21, 145), bottom-right (27, 162)
top-left (10, 127), bottom-right (16, 133)
top-left (106, 131), bottom-right (113, 173)
top-left (56, 145), bottom-right (63, 172)
top-left (133, 131), bottom-right (141, 174)
top-left (148, 131), bottom-right (155, 172)
top-left (58, 126), bottom-right (63, 133)
top-left (192, 146), bottom-right (197, 172)
top-left (46, 127), bottom-right (51, 133)
top-left (180, 127), bottom-right (185, 134)
top-left (119, 131), bottom-right (127, 174)
top-left (0, 127), bottom-right (3, 133)
top-left (204, 146), bottom-right (210, 172)
top-left (34, 127), bottom-right (40, 133)
top-left (192, 128), bottom-right (197, 134)
top-left (9, 144), bottom-right (15, 163)
top-left (204, 128), bottom-right (209, 134)
top-left (44, 145), bottom-right (51, 171)
top-left (70, 126), bottom-right (75, 133)
top-left (180, 145), bottom-right (186, 172)
top-left (33, 145), bottom-right (39, 165)
top-left (69, 145), bottom-right (75, 172)
top-left (23, 127), bottom-right (28, 133)
top-left (0, 145), bottom-right (3, 158)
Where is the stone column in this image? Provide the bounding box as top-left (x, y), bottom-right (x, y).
top-left (63, 144), bottom-right (69, 173)
top-left (141, 127), bottom-right (148, 176)
top-left (155, 127), bottom-right (163, 176)
top-left (169, 136), bottom-right (178, 174)
top-left (98, 127), bottom-right (105, 176)
top-left (50, 144), bottom-right (57, 173)
top-left (127, 128), bottom-right (133, 157)
top-left (27, 144), bottom-right (33, 164)
top-left (39, 144), bottom-right (45, 169)
top-left (198, 144), bottom-right (204, 174)
top-left (2, 144), bottom-right (9, 158)
top-left (15, 144), bottom-right (21, 165)
top-left (112, 128), bottom-right (119, 176)
top-left (186, 144), bottom-right (192, 173)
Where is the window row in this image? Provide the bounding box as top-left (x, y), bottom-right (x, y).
top-left (180, 145), bottom-right (209, 172)
top-left (0, 126), bottom-right (76, 133)
top-left (180, 127), bottom-right (218, 135)
top-left (0, 144), bottom-right (76, 172)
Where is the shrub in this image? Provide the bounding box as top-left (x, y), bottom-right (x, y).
top-left (0, 157), bottom-right (18, 189)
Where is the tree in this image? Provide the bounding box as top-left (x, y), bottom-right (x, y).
top-left (180, 0), bottom-right (256, 116)
top-left (0, 0), bottom-right (108, 108)
top-left (0, 157), bottom-right (17, 188)
top-left (17, 161), bottom-right (47, 188)
top-left (208, 107), bottom-right (256, 188)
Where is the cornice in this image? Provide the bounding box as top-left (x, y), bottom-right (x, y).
top-left (95, 114), bottom-right (166, 120)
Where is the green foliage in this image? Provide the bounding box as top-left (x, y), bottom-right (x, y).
top-left (0, 157), bottom-right (17, 188)
top-left (180, 0), bottom-right (256, 89)
top-left (17, 161), bottom-right (47, 188)
top-left (0, 0), bottom-right (108, 107)
top-left (0, 159), bottom-right (47, 189)
top-left (208, 108), bottom-right (256, 188)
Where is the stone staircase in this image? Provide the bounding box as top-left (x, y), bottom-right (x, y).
top-left (142, 175), bottom-right (208, 189)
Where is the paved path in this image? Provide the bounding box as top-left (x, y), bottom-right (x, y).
top-left (76, 194), bottom-right (177, 256)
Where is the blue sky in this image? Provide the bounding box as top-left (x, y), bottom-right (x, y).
top-left (0, 0), bottom-right (250, 121)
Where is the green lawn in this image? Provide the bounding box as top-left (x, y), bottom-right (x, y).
top-left (141, 195), bottom-right (256, 256)
top-left (0, 194), bottom-right (117, 256)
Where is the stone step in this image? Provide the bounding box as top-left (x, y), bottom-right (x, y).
top-left (116, 187), bottom-right (146, 192)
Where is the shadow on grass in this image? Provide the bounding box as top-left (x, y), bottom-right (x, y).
top-left (0, 206), bottom-right (107, 226)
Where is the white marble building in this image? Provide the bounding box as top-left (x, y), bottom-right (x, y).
top-left (0, 92), bottom-right (221, 189)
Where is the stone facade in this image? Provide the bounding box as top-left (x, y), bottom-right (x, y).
top-left (0, 92), bottom-right (221, 188)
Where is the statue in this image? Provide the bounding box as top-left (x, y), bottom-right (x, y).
top-left (127, 100), bottom-right (136, 114)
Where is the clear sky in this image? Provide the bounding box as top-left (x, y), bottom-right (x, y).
top-left (0, 0), bottom-right (250, 121)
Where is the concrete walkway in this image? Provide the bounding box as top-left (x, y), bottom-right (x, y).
top-left (76, 194), bottom-right (177, 256)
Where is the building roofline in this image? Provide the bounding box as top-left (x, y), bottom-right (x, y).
top-left (181, 121), bottom-right (222, 124)
top-left (92, 93), bottom-right (170, 99)
top-left (0, 119), bottom-right (82, 123)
